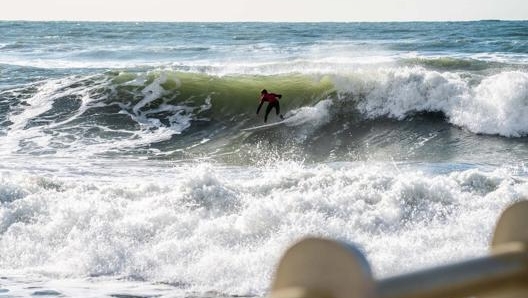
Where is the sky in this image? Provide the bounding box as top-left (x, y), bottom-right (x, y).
top-left (0, 0), bottom-right (527, 22)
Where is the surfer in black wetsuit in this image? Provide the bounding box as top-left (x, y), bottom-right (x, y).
top-left (256, 89), bottom-right (284, 123)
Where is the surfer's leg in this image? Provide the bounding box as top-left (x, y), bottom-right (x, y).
top-left (275, 102), bottom-right (284, 120)
top-left (264, 104), bottom-right (273, 123)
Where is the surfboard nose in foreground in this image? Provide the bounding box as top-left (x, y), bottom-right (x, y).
top-left (269, 201), bottom-right (528, 298)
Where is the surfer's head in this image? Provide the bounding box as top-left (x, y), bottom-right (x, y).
top-left (261, 89), bottom-right (268, 94)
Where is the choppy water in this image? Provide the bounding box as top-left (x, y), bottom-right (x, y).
top-left (1, 21), bottom-right (528, 297)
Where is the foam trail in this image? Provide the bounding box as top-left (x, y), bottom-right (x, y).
top-left (1, 78), bottom-right (86, 155)
top-left (0, 72), bottom-right (207, 157)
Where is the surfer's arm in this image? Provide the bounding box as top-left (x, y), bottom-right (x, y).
top-left (256, 101), bottom-right (264, 114)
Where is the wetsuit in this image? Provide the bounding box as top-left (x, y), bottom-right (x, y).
top-left (257, 93), bottom-right (282, 123)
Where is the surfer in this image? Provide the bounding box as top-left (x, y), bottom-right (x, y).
top-left (256, 89), bottom-right (284, 123)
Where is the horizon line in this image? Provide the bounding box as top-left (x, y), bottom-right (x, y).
top-left (0, 18), bottom-right (526, 23)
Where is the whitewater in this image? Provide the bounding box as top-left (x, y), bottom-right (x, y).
top-left (1, 21), bottom-right (528, 297)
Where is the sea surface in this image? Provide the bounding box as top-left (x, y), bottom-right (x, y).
top-left (1, 21), bottom-right (528, 297)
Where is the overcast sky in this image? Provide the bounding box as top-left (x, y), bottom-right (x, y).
top-left (1, 0), bottom-right (527, 22)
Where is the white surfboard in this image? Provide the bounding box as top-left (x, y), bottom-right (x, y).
top-left (241, 119), bottom-right (288, 132)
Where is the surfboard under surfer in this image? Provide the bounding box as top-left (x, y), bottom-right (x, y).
top-left (256, 89), bottom-right (284, 123)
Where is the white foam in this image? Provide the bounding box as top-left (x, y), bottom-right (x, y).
top-left (1, 77), bottom-right (91, 155)
top-left (285, 99), bottom-right (332, 127)
top-left (334, 67), bottom-right (528, 137)
top-left (450, 71), bottom-right (528, 136)
top-left (0, 71), bottom-right (207, 157)
top-left (1, 161), bottom-right (525, 295)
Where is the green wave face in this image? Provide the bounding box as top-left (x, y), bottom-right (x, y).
top-left (110, 70), bottom-right (336, 118)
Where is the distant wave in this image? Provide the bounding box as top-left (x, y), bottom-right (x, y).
top-left (401, 57), bottom-right (510, 71)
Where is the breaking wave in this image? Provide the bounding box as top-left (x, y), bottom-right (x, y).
top-left (1, 65), bottom-right (528, 161)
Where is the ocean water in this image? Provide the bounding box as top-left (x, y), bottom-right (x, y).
top-left (1, 21), bottom-right (528, 297)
